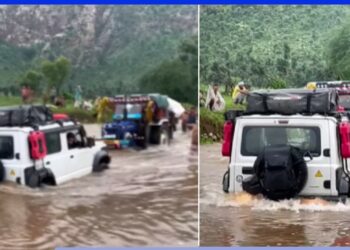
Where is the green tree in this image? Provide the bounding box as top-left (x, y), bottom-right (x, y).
top-left (267, 76), bottom-right (287, 89)
top-left (41, 56), bottom-right (71, 96)
top-left (139, 37), bottom-right (198, 105)
top-left (20, 70), bottom-right (42, 92)
top-left (328, 23), bottom-right (350, 79)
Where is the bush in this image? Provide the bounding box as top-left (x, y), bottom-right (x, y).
top-left (53, 107), bottom-right (96, 123)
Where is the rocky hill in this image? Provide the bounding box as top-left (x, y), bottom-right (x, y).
top-left (0, 5), bottom-right (197, 96)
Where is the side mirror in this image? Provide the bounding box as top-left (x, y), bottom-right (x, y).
top-left (87, 137), bottom-right (95, 147)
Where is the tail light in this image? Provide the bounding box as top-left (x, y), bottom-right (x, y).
top-left (339, 122), bottom-right (350, 158)
top-left (222, 120), bottom-right (234, 157)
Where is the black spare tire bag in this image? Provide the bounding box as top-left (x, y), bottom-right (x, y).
top-left (243, 145), bottom-right (307, 201)
top-left (242, 175), bottom-right (263, 195)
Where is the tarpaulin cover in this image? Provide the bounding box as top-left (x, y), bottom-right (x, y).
top-left (246, 88), bottom-right (338, 115)
top-left (149, 94), bottom-right (169, 108)
top-left (0, 105), bottom-right (53, 126)
top-left (167, 97), bottom-right (185, 118)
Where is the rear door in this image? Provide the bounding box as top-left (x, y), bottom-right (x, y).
top-left (233, 117), bottom-right (332, 196)
top-left (0, 131), bottom-right (23, 183)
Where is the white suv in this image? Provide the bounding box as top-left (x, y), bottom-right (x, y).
top-left (0, 106), bottom-right (110, 188)
top-left (221, 89), bottom-right (350, 201)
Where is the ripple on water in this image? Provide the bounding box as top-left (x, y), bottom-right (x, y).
top-left (0, 127), bottom-right (198, 249)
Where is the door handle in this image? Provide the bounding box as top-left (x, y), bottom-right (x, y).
top-left (70, 155), bottom-right (74, 159)
top-left (46, 161), bottom-right (50, 165)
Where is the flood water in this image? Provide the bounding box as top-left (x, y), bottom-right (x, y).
top-left (0, 124), bottom-right (198, 249)
top-left (200, 144), bottom-right (350, 246)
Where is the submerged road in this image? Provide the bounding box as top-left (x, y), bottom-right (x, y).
top-left (200, 143), bottom-right (350, 246)
top-left (0, 124), bottom-right (198, 249)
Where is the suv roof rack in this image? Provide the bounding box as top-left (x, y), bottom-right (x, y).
top-left (240, 88), bottom-right (339, 116)
top-left (0, 105), bottom-right (74, 128)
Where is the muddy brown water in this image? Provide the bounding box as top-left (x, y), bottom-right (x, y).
top-left (200, 144), bottom-right (350, 246)
top-left (0, 124), bottom-right (198, 249)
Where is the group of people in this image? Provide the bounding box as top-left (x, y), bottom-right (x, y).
top-left (181, 106), bottom-right (197, 132)
top-left (21, 84), bottom-right (85, 108)
top-left (204, 81), bottom-right (250, 112)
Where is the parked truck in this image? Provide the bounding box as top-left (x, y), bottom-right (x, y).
top-left (101, 94), bottom-right (179, 149)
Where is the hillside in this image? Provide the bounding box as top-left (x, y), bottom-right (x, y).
top-left (200, 5), bottom-right (350, 88)
top-left (0, 5), bottom-right (197, 98)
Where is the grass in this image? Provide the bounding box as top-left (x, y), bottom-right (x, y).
top-left (0, 95), bottom-right (98, 123)
top-left (200, 87), bottom-right (246, 144)
top-left (54, 106), bottom-right (97, 123)
top-left (0, 96), bottom-right (22, 106)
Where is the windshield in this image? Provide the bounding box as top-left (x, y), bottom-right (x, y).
top-left (128, 104), bottom-right (142, 114)
top-left (115, 105), bottom-right (124, 115)
top-left (126, 104), bottom-right (142, 119)
top-left (114, 105), bottom-right (125, 120)
top-left (114, 104), bottom-right (143, 120)
top-left (241, 126), bottom-right (321, 157)
top-left (339, 95), bottom-right (350, 110)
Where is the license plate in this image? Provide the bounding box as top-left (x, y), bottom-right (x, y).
top-left (103, 134), bottom-right (116, 139)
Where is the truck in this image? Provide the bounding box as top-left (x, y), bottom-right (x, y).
top-left (221, 88), bottom-right (350, 201)
top-left (101, 94), bottom-right (177, 149)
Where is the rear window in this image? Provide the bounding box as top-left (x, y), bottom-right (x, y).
top-left (241, 126), bottom-right (321, 157)
top-left (45, 132), bottom-right (61, 154)
top-left (0, 136), bottom-right (14, 159)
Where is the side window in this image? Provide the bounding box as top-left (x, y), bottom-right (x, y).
top-left (67, 130), bottom-right (83, 150)
top-left (0, 136), bottom-right (14, 159)
top-left (45, 132), bottom-right (61, 155)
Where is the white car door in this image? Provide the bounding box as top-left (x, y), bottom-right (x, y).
top-left (44, 131), bottom-right (74, 184)
top-left (66, 130), bottom-right (92, 175)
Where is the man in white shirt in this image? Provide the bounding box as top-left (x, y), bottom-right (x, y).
top-left (205, 83), bottom-right (225, 112)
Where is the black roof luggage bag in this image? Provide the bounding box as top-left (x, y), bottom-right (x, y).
top-left (246, 88), bottom-right (338, 115)
top-left (0, 105), bottom-right (53, 126)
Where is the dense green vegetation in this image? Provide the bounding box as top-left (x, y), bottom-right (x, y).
top-left (200, 85), bottom-right (244, 144)
top-left (200, 5), bottom-right (350, 89)
top-left (139, 37), bottom-right (198, 104)
top-left (200, 5), bottom-right (350, 144)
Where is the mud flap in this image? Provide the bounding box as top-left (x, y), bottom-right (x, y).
top-left (336, 168), bottom-right (350, 197)
top-left (222, 169), bottom-right (230, 193)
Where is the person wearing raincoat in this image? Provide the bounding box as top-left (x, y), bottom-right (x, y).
top-left (205, 83), bottom-right (225, 112)
top-left (306, 82), bottom-right (317, 91)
